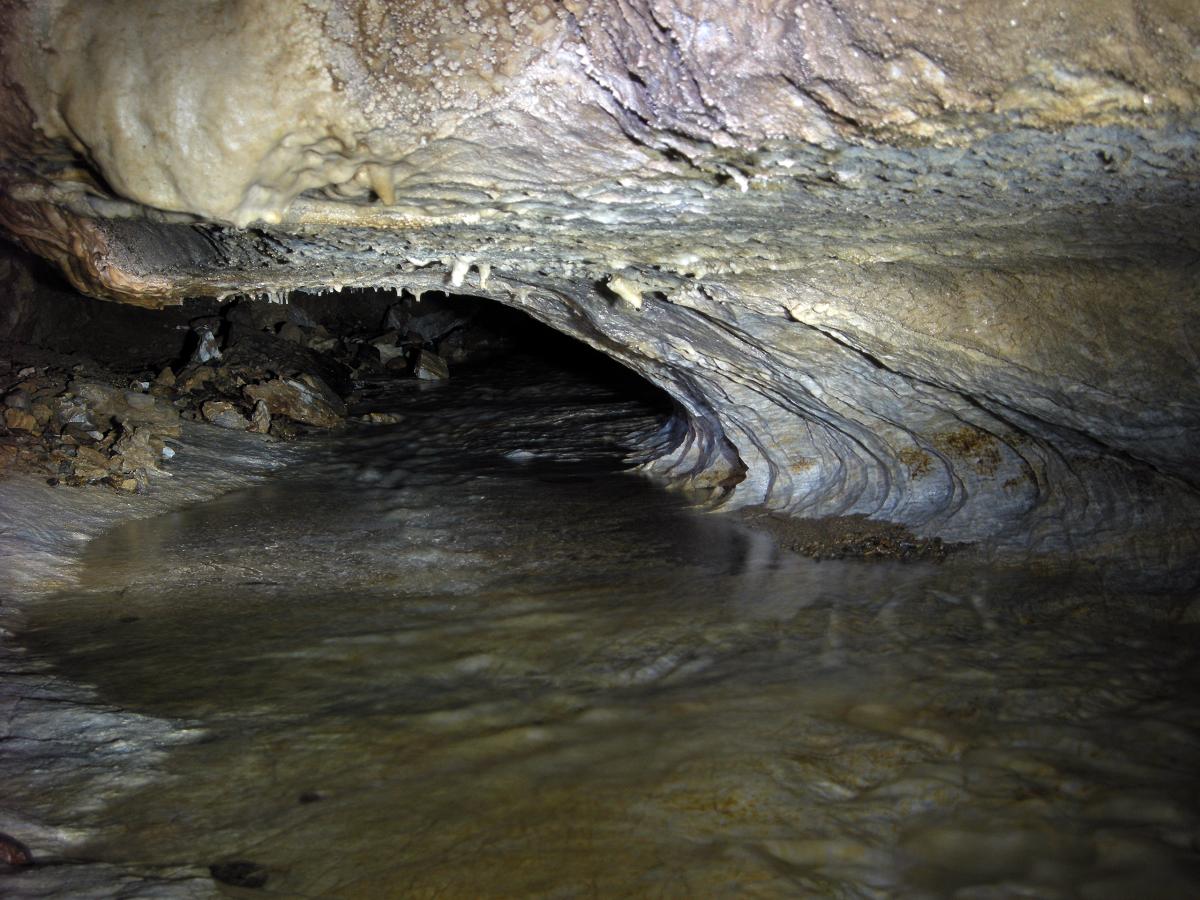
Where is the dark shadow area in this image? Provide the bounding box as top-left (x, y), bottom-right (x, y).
top-left (1, 243), bottom-right (671, 487)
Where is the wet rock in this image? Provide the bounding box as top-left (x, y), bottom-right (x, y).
top-left (3, 407), bottom-right (39, 433)
top-left (202, 400), bottom-right (251, 430)
top-left (70, 445), bottom-right (115, 482)
top-left (0, 832), bottom-right (32, 867)
top-left (248, 399), bottom-right (271, 434)
top-left (245, 376), bottom-right (345, 428)
top-left (412, 349), bottom-right (449, 381)
top-left (189, 323), bottom-right (222, 365)
top-left (67, 380), bottom-right (181, 435)
top-left (111, 424), bottom-right (166, 474)
top-left (359, 411), bottom-right (405, 425)
top-left (209, 861), bottom-right (268, 889)
top-left (3, 389), bottom-right (31, 410)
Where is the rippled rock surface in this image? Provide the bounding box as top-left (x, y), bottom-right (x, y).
top-left (2, 1), bottom-right (1199, 571)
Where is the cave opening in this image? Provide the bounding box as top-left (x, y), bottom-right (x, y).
top-left (1, 248), bottom-right (678, 490)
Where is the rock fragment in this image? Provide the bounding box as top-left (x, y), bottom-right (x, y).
top-left (244, 376), bottom-right (345, 428)
top-left (412, 350), bottom-right (450, 381)
top-left (202, 400), bottom-right (251, 430)
top-left (248, 399), bottom-right (272, 433)
top-left (190, 323), bottom-right (222, 364)
top-left (3, 407), bottom-right (39, 433)
top-left (359, 411), bottom-right (405, 425)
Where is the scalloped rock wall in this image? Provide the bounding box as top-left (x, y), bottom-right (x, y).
top-left (2, 1), bottom-right (1198, 573)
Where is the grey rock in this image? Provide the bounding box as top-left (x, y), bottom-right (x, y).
top-left (412, 350), bottom-right (449, 381)
top-left (201, 400), bottom-right (251, 431)
top-left (2, 2), bottom-right (1199, 574)
top-left (248, 399), bottom-right (271, 434)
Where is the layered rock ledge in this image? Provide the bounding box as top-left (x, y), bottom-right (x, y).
top-left (2, 1), bottom-right (1199, 575)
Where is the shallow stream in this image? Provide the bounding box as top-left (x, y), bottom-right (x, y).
top-left (14, 358), bottom-right (1200, 897)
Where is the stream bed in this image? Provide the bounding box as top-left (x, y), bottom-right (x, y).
top-left (10, 358), bottom-right (1200, 898)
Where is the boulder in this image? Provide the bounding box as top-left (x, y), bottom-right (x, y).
top-left (201, 400), bottom-right (251, 431)
top-left (244, 377), bottom-right (345, 428)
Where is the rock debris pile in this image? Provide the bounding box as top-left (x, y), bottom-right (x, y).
top-left (0, 292), bottom-right (477, 492)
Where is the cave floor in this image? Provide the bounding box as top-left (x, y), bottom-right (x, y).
top-left (5, 357), bottom-right (1200, 898)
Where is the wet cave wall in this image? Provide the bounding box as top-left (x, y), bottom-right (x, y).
top-left (1, 1), bottom-right (1199, 582)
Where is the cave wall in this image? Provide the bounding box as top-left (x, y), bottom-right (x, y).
top-left (1, 1), bottom-right (1198, 572)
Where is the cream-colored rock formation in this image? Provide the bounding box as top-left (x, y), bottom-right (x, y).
top-left (2, 1), bottom-right (1198, 571)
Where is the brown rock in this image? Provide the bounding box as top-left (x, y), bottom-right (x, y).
top-left (202, 400), bottom-right (251, 430)
top-left (413, 350), bottom-right (450, 381)
top-left (4, 408), bottom-right (39, 433)
top-left (155, 366), bottom-right (176, 387)
top-left (178, 366), bottom-right (214, 393)
top-left (68, 380), bottom-right (182, 436)
top-left (244, 377), bottom-right (345, 428)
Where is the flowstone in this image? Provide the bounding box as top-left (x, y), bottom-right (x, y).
top-left (1, 1), bottom-right (1198, 575)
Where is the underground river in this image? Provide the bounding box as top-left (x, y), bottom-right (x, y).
top-left (9, 354), bottom-right (1200, 898)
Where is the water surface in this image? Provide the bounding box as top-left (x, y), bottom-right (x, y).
top-left (19, 360), bottom-right (1200, 897)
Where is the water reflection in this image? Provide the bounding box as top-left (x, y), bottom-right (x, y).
top-left (20, 361), bottom-right (1200, 897)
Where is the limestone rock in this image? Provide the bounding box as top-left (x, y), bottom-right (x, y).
top-left (201, 400), bottom-right (250, 431)
top-left (244, 377), bottom-right (345, 428)
top-left (0, 2), bottom-right (1198, 572)
top-left (4, 407), bottom-right (38, 433)
top-left (248, 399), bottom-right (271, 434)
top-left (359, 412), bottom-right (404, 425)
top-left (190, 324), bottom-right (222, 365)
top-left (412, 350), bottom-right (449, 382)
top-left (278, 322), bottom-right (305, 344)
top-left (67, 380), bottom-right (182, 436)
